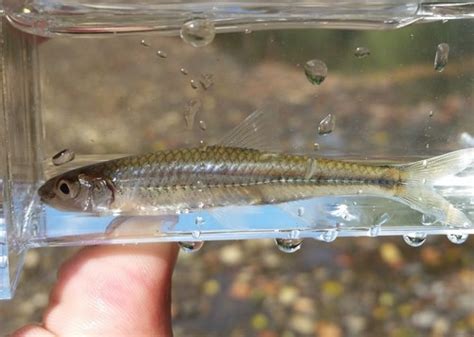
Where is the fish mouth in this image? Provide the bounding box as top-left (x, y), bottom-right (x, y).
top-left (38, 181), bottom-right (56, 202)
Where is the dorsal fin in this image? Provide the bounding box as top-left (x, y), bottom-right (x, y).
top-left (218, 105), bottom-right (282, 152)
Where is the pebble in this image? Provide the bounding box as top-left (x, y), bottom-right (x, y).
top-left (411, 310), bottom-right (438, 328)
top-left (292, 297), bottom-right (315, 314)
top-left (251, 313), bottom-right (269, 330)
top-left (219, 244), bottom-right (244, 265)
top-left (379, 242), bottom-right (403, 266)
top-left (278, 286), bottom-right (300, 305)
top-left (24, 250), bottom-right (40, 269)
top-left (345, 315), bottom-right (366, 334)
top-left (203, 279), bottom-right (220, 296)
top-left (289, 314), bottom-right (315, 335)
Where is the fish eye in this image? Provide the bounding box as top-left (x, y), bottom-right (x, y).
top-left (57, 179), bottom-right (79, 199)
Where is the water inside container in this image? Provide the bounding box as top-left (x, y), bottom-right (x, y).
top-left (0, 0), bottom-right (473, 299)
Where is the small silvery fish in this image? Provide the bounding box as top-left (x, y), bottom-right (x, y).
top-left (38, 108), bottom-right (474, 228)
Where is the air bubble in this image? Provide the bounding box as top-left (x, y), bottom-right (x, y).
top-left (183, 98), bottom-right (201, 129)
top-left (289, 229), bottom-right (300, 239)
top-left (199, 120), bottom-right (207, 131)
top-left (369, 213), bottom-right (390, 237)
top-left (373, 212), bottom-right (390, 230)
top-left (179, 241), bottom-right (204, 253)
top-left (199, 73), bottom-right (214, 90)
top-left (52, 149), bottom-right (75, 166)
top-left (297, 207), bottom-right (305, 217)
top-left (354, 47), bottom-right (370, 58)
top-left (320, 230), bottom-right (338, 242)
top-left (304, 59), bottom-right (328, 85)
top-left (180, 19), bottom-right (216, 48)
top-left (403, 232), bottom-right (427, 247)
top-left (421, 214), bottom-right (436, 226)
top-left (156, 50), bottom-right (168, 58)
top-left (318, 114), bottom-right (336, 135)
top-left (275, 238), bottom-right (303, 253)
top-left (140, 39), bottom-right (150, 47)
top-left (192, 230), bottom-right (201, 238)
top-left (446, 233), bottom-right (468, 244)
top-left (369, 225), bottom-right (381, 237)
top-left (434, 43), bottom-right (449, 72)
top-left (190, 79), bottom-right (198, 89)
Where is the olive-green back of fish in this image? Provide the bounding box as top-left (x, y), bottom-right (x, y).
top-left (92, 145), bottom-right (402, 212)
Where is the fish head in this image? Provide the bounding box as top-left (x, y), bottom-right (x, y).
top-left (38, 170), bottom-right (115, 213)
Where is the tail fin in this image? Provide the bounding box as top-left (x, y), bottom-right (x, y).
top-left (394, 148), bottom-right (474, 228)
top-left (397, 148), bottom-right (474, 184)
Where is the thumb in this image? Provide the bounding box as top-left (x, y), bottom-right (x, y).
top-left (11, 243), bottom-right (178, 337)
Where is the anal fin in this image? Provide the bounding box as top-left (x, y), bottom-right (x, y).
top-left (395, 185), bottom-right (471, 228)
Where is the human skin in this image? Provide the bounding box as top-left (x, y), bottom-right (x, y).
top-left (11, 243), bottom-right (179, 337)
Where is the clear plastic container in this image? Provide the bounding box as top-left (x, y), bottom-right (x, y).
top-left (0, 0), bottom-right (473, 299)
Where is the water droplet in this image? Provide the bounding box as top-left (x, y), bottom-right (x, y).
top-left (179, 241), bottom-right (203, 253)
top-left (52, 149), bottom-right (75, 166)
top-left (304, 59), bottom-right (328, 85)
top-left (192, 230), bottom-right (201, 239)
top-left (354, 47), bottom-right (370, 58)
top-left (199, 140), bottom-right (207, 146)
top-left (421, 214), bottom-right (436, 226)
top-left (275, 238), bottom-right (303, 253)
top-left (376, 212), bottom-right (391, 226)
top-left (318, 114), bottom-right (336, 135)
top-left (156, 50), bottom-right (168, 58)
top-left (183, 98), bottom-right (201, 129)
top-left (369, 213), bottom-right (390, 237)
top-left (320, 230), bottom-right (338, 242)
top-left (289, 229), bottom-right (300, 239)
top-left (180, 67), bottom-right (189, 75)
top-left (190, 79), bottom-right (198, 89)
top-left (446, 233), bottom-right (468, 244)
top-left (369, 225), bottom-right (381, 237)
top-left (180, 19), bottom-right (216, 48)
top-left (140, 39), bottom-right (150, 47)
top-left (297, 207), bottom-right (305, 217)
top-left (403, 232), bottom-right (427, 247)
top-left (195, 216), bottom-right (204, 225)
top-left (313, 142), bottom-right (320, 151)
top-left (199, 120), bottom-right (207, 131)
top-left (199, 73), bottom-right (214, 90)
top-left (434, 43), bottom-right (449, 72)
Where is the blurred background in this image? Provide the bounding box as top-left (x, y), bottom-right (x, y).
top-left (0, 15), bottom-right (473, 337)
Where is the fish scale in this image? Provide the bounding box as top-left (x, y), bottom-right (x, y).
top-left (82, 145), bottom-right (403, 213)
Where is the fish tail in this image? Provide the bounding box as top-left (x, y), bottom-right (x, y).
top-left (394, 148), bottom-right (474, 228)
top-left (398, 148), bottom-right (474, 184)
